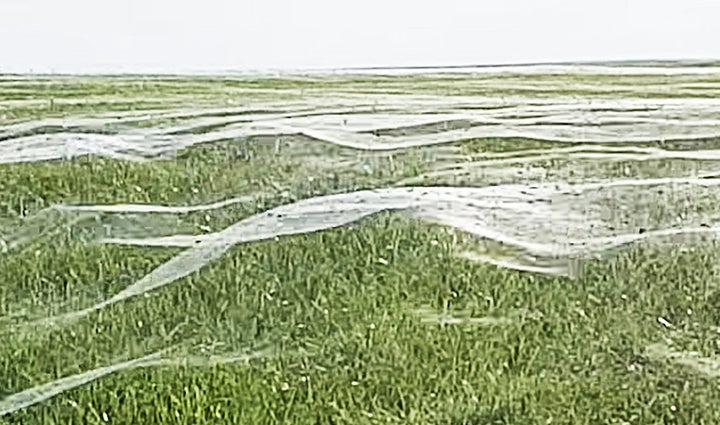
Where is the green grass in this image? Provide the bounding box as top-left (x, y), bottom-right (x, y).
top-left (3, 73), bottom-right (720, 424)
top-left (3, 72), bottom-right (720, 123)
top-left (4, 214), bottom-right (720, 424)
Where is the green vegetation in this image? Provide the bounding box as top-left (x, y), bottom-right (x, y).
top-left (3, 210), bottom-right (720, 424)
top-left (3, 72), bottom-right (720, 123)
top-left (2, 73), bottom-right (720, 424)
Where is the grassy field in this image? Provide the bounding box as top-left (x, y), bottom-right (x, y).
top-left (2, 68), bottom-right (720, 424)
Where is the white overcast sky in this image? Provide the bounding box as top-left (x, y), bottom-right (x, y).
top-left (0, 0), bottom-right (718, 73)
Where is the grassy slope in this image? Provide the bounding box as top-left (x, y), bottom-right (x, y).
top-left (2, 75), bottom-right (720, 424)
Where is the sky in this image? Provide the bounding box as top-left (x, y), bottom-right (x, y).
top-left (0, 0), bottom-right (718, 74)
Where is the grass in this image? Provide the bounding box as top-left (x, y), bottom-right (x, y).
top-left (4, 214), bottom-right (720, 424)
top-left (3, 72), bottom-right (720, 424)
top-left (3, 72), bottom-right (720, 123)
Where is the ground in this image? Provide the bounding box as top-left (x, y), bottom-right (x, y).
top-left (2, 66), bottom-right (720, 424)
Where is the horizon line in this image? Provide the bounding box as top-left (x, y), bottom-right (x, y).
top-left (1, 58), bottom-right (719, 77)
